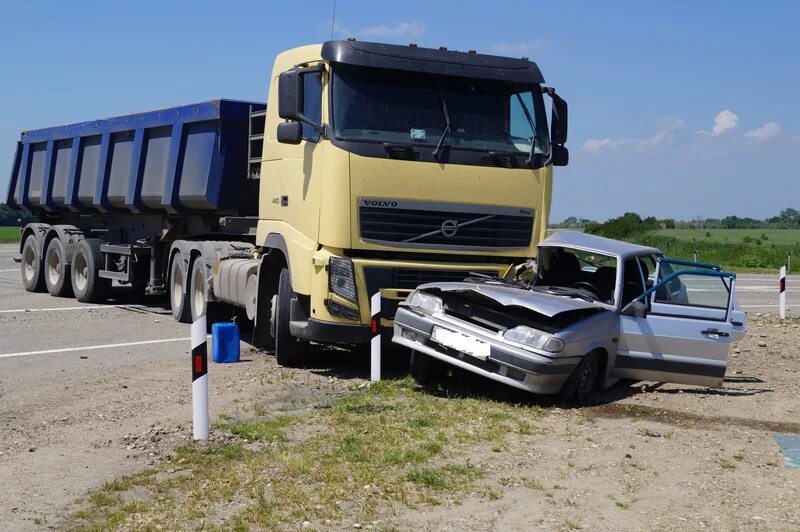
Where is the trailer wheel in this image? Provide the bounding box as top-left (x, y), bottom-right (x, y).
top-left (189, 257), bottom-right (225, 326)
top-left (170, 254), bottom-right (191, 323)
top-left (21, 234), bottom-right (46, 292)
top-left (410, 351), bottom-right (446, 386)
top-left (274, 267), bottom-right (308, 367)
top-left (72, 238), bottom-right (110, 303)
top-left (44, 238), bottom-right (73, 298)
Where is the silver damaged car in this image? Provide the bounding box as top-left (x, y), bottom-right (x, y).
top-left (392, 231), bottom-right (746, 402)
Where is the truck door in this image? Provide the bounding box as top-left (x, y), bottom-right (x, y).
top-left (614, 259), bottom-right (737, 387)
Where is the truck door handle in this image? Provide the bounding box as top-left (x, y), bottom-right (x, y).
top-left (701, 328), bottom-right (729, 337)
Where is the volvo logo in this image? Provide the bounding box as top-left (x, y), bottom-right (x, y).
top-left (441, 219), bottom-right (459, 238)
top-left (361, 199), bottom-right (398, 207)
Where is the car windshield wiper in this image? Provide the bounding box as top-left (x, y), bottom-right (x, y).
top-left (532, 285), bottom-right (595, 302)
top-left (432, 85), bottom-right (452, 161)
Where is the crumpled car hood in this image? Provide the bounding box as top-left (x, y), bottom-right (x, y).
top-left (418, 282), bottom-right (604, 317)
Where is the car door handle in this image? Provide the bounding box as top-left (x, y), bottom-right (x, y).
top-left (701, 328), bottom-right (729, 337)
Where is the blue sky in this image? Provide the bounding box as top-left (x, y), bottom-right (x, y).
top-left (1, 0), bottom-right (797, 222)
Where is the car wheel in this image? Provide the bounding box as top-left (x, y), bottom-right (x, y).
top-left (71, 238), bottom-right (110, 303)
top-left (21, 234), bottom-right (45, 293)
top-left (44, 238), bottom-right (73, 298)
top-left (562, 352), bottom-right (599, 404)
top-left (274, 267), bottom-right (308, 367)
top-left (409, 350), bottom-right (445, 386)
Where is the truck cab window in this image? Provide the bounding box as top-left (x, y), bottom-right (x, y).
top-left (302, 71), bottom-right (322, 142)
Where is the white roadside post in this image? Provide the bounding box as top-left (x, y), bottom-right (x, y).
top-left (779, 266), bottom-right (786, 320)
top-left (191, 315), bottom-right (209, 440)
top-left (370, 292), bottom-right (381, 382)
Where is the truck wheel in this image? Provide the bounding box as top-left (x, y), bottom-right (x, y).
top-left (44, 238), bottom-right (73, 298)
top-left (170, 255), bottom-right (191, 323)
top-left (274, 267), bottom-right (307, 367)
top-left (410, 351), bottom-right (445, 386)
top-left (72, 238), bottom-right (110, 303)
top-left (189, 257), bottom-right (225, 326)
top-left (561, 352), bottom-right (599, 405)
top-left (21, 234), bottom-right (45, 292)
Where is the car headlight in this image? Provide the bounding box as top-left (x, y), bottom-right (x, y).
top-left (503, 326), bottom-right (564, 353)
top-left (406, 291), bottom-right (443, 314)
top-left (329, 257), bottom-right (357, 302)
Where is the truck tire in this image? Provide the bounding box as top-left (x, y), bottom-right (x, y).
top-left (189, 257), bottom-right (225, 326)
top-left (21, 234), bottom-right (45, 292)
top-left (410, 350), bottom-right (446, 386)
top-left (44, 238), bottom-right (73, 298)
top-left (170, 255), bottom-right (191, 323)
top-left (274, 267), bottom-right (308, 367)
top-left (71, 238), bottom-right (110, 303)
top-left (560, 351), bottom-right (599, 405)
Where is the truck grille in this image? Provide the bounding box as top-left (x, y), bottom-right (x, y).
top-left (359, 199), bottom-right (533, 249)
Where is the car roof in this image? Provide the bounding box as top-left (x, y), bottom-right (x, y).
top-left (540, 230), bottom-right (662, 259)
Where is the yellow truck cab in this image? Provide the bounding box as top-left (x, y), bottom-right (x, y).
top-left (255, 40), bottom-right (568, 364)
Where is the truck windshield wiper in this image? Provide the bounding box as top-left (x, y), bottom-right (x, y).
top-left (515, 92), bottom-right (538, 168)
top-left (432, 85), bottom-right (452, 161)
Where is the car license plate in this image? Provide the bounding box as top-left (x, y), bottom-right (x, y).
top-left (431, 326), bottom-right (490, 360)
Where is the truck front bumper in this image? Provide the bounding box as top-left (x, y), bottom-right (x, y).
top-left (392, 306), bottom-right (579, 395)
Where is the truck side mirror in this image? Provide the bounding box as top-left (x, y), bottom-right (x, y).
top-left (552, 145), bottom-right (569, 167)
top-left (277, 121), bottom-right (302, 145)
top-left (550, 92), bottom-right (568, 145)
top-left (278, 70), bottom-right (304, 121)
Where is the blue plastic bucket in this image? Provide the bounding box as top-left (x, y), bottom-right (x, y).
top-left (211, 322), bottom-right (240, 363)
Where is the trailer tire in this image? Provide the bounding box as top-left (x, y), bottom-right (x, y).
top-left (72, 238), bottom-right (110, 303)
top-left (44, 237), bottom-right (73, 298)
top-left (410, 351), bottom-right (446, 386)
top-left (189, 257), bottom-right (225, 327)
top-left (274, 267), bottom-right (307, 367)
top-left (170, 255), bottom-right (191, 323)
top-left (21, 234), bottom-right (46, 293)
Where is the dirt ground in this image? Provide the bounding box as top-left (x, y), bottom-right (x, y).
top-left (1, 313), bottom-right (799, 530)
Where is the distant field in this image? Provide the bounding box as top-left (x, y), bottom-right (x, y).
top-left (651, 228), bottom-right (800, 244)
top-left (0, 226), bottom-right (20, 244)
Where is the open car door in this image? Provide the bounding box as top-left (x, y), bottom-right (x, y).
top-left (614, 259), bottom-right (737, 387)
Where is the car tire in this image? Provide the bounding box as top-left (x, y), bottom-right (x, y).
top-left (410, 350), bottom-right (445, 386)
top-left (71, 238), bottom-right (110, 303)
top-left (561, 351), bottom-right (599, 404)
top-left (44, 238), bottom-right (73, 298)
top-left (170, 254), bottom-right (191, 323)
top-left (20, 234), bottom-right (46, 293)
top-left (274, 267), bottom-right (307, 367)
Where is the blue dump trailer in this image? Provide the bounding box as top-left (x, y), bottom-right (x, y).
top-left (5, 99), bottom-right (266, 310)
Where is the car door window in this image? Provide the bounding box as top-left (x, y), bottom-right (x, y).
top-left (651, 266), bottom-right (733, 321)
top-left (621, 258), bottom-right (645, 307)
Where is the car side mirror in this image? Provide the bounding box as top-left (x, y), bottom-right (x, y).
top-left (278, 70), bottom-right (303, 120)
top-left (621, 299), bottom-right (648, 318)
top-left (277, 121), bottom-right (302, 144)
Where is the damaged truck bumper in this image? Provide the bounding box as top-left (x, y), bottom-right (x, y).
top-left (392, 306), bottom-right (579, 395)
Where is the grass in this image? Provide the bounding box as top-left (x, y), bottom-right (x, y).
top-left (0, 226), bottom-right (20, 244)
top-left (65, 379), bottom-right (548, 530)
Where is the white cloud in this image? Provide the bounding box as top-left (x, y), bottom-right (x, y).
top-left (582, 116), bottom-right (680, 154)
top-left (489, 39), bottom-right (550, 55)
top-left (744, 122), bottom-right (781, 142)
top-left (332, 20), bottom-right (425, 40)
top-left (698, 109), bottom-right (739, 136)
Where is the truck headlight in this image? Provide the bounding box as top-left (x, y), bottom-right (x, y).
top-left (329, 257), bottom-right (357, 302)
top-left (406, 291), bottom-right (443, 314)
top-left (503, 326), bottom-right (564, 353)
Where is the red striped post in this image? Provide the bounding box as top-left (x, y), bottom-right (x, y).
top-left (370, 292), bottom-right (381, 382)
top-left (779, 266), bottom-right (786, 320)
top-left (191, 315), bottom-right (209, 440)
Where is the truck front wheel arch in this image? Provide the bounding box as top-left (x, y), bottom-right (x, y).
top-left (251, 253), bottom-right (286, 350)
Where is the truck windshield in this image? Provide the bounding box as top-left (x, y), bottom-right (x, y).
top-left (331, 64), bottom-right (549, 157)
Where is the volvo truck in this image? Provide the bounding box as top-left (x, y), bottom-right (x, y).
top-left (5, 39), bottom-right (569, 365)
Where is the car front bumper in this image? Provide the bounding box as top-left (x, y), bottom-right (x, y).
top-left (392, 306), bottom-right (580, 395)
